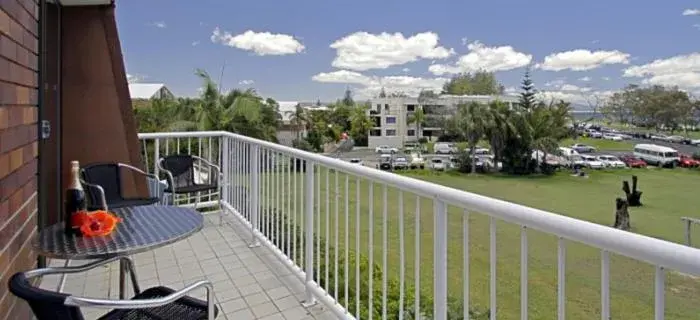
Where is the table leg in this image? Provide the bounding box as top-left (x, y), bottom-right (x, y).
top-left (119, 259), bottom-right (128, 299)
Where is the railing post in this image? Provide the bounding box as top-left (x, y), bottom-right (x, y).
top-left (153, 139), bottom-right (160, 176)
top-left (302, 160), bottom-right (317, 307)
top-left (434, 199), bottom-right (448, 320)
top-left (248, 144), bottom-right (261, 248)
top-left (219, 136), bottom-right (229, 225)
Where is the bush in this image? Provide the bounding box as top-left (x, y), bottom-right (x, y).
top-left (260, 209), bottom-right (489, 319)
top-left (292, 138), bottom-right (314, 151)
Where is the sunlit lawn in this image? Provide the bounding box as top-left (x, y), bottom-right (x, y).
top-left (263, 166), bottom-right (700, 319)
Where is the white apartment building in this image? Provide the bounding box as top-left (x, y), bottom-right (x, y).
top-left (367, 95), bottom-right (519, 148)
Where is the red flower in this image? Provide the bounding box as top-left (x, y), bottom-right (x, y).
top-left (79, 211), bottom-right (122, 237)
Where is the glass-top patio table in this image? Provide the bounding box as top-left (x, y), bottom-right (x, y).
top-left (34, 205), bottom-right (204, 298)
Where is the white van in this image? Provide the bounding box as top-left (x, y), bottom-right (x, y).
top-left (434, 143), bottom-right (457, 154)
top-left (633, 144), bottom-right (680, 167)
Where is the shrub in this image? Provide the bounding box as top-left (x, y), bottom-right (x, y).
top-left (260, 209), bottom-right (489, 319)
top-left (292, 138), bottom-right (314, 152)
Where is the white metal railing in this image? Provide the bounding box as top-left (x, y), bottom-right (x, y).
top-left (138, 131), bottom-right (700, 320)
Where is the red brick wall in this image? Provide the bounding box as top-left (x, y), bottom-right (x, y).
top-left (0, 0), bottom-right (39, 319)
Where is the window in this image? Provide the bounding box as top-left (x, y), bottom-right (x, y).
top-left (407, 129), bottom-right (416, 136)
top-left (385, 116), bottom-right (396, 124)
top-left (406, 104), bottom-right (416, 112)
top-left (384, 104), bottom-right (390, 112)
top-left (370, 129), bottom-right (382, 137)
top-left (371, 116), bottom-right (381, 127)
top-left (386, 129), bottom-right (397, 136)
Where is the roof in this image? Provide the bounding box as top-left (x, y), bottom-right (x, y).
top-left (129, 83), bottom-right (166, 99)
top-left (634, 144), bottom-right (678, 152)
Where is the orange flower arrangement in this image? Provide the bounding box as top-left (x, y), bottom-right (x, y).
top-left (71, 210), bottom-right (122, 237)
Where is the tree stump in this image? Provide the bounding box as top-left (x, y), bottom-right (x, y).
top-left (622, 175), bottom-right (643, 206)
top-left (613, 198), bottom-right (631, 231)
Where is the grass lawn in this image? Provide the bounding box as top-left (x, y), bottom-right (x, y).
top-left (262, 166), bottom-right (700, 319)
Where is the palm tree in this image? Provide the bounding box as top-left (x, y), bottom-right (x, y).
top-left (407, 106), bottom-right (426, 143)
top-left (286, 104), bottom-right (308, 140)
top-left (484, 100), bottom-right (516, 169)
top-left (455, 102), bottom-right (490, 174)
top-left (169, 69), bottom-right (273, 140)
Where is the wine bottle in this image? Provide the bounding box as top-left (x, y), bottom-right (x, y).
top-left (64, 161), bottom-right (87, 236)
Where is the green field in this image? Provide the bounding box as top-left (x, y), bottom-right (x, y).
top-left (262, 167), bottom-right (700, 319)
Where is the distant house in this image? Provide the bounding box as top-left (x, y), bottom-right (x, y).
top-left (128, 83), bottom-right (174, 100)
top-left (276, 101), bottom-right (331, 146)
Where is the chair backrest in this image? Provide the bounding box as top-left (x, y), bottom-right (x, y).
top-left (161, 155), bottom-right (196, 188)
top-left (81, 163), bottom-right (123, 206)
top-left (8, 273), bottom-right (85, 320)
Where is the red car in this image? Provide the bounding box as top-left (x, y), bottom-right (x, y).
top-left (680, 154), bottom-right (700, 168)
top-left (619, 155), bottom-right (647, 168)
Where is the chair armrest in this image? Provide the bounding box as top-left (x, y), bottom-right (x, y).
top-left (24, 256), bottom-right (133, 279)
top-left (79, 178), bottom-right (108, 211)
top-left (157, 159), bottom-right (176, 194)
top-left (64, 280), bottom-right (216, 320)
top-left (191, 155), bottom-right (222, 186)
top-left (118, 163), bottom-right (160, 182)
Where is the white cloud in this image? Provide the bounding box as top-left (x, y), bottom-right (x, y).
top-left (642, 72), bottom-right (700, 89)
top-left (192, 41), bottom-right (200, 46)
top-left (682, 9), bottom-right (700, 16)
top-left (239, 79), bottom-right (255, 86)
top-left (311, 70), bottom-right (448, 98)
top-left (329, 31), bottom-right (454, 71)
top-left (151, 21), bottom-right (166, 28)
top-left (428, 41), bottom-right (532, 75)
top-left (538, 49), bottom-right (630, 71)
top-left (622, 53), bottom-right (700, 90)
top-left (623, 53), bottom-right (700, 77)
top-left (579, 76), bottom-right (591, 82)
top-left (126, 73), bottom-right (143, 83)
top-left (560, 84), bottom-right (591, 92)
top-left (402, 68), bottom-right (410, 72)
top-left (536, 90), bottom-right (615, 105)
top-left (602, 76), bottom-right (611, 81)
top-left (211, 28), bottom-right (305, 56)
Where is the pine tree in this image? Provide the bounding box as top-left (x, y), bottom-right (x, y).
top-left (378, 87), bottom-right (387, 98)
top-left (342, 87), bottom-right (354, 106)
top-left (519, 67), bottom-right (536, 110)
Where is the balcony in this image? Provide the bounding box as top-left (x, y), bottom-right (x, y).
top-left (41, 131), bottom-right (700, 320)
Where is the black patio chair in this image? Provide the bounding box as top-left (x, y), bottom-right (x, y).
top-left (158, 155), bottom-right (223, 224)
top-left (8, 257), bottom-right (218, 320)
top-left (80, 163), bottom-right (162, 211)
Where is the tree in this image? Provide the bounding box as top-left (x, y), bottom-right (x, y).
top-left (454, 102), bottom-right (490, 173)
top-left (342, 87), bottom-right (354, 106)
top-left (378, 87), bottom-right (387, 98)
top-left (418, 89), bottom-right (439, 100)
top-left (442, 71), bottom-right (505, 95)
top-left (349, 104), bottom-right (373, 146)
top-left (286, 104), bottom-right (308, 139)
top-left (406, 105), bottom-right (426, 142)
top-left (519, 68), bottom-right (536, 110)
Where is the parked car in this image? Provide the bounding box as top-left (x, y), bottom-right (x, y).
top-left (650, 134), bottom-right (669, 141)
top-left (409, 153), bottom-right (426, 169)
top-left (571, 143), bottom-right (596, 153)
top-left (584, 129), bottom-right (603, 138)
top-left (434, 142), bottom-right (458, 154)
top-left (679, 154), bottom-right (700, 168)
top-left (403, 142), bottom-right (426, 153)
top-left (596, 155), bottom-right (627, 168)
top-left (429, 158), bottom-right (447, 171)
top-left (667, 135), bottom-right (692, 144)
top-left (348, 158), bottom-right (364, 166)
top-left (619, 155), bottom-right (647, 168)
top-left (633, 144), bottom-right (680, 167)
top-left (376, 155), bottom-right (393, 170)
top-left (580, 155), bottom-right (605, 169)
top-left (602, 134), bottom-right (623, 141)
top-left (375, 145), bottom-right (398, 154)
top-left (392, 156), bottom-right (409, 170)
top-left (691, 139), bottom-right (700, 146)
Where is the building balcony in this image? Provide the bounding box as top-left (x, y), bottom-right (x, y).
top-left (40, 130), bottom-right (700, 320)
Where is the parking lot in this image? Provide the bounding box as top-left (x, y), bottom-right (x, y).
top-left (333, 139), bottom-right (700, 169)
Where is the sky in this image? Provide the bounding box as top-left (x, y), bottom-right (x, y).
top-left (116, 0), bottom-right (700, 105)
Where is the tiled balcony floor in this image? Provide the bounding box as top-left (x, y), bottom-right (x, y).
top-left (39, 213), bottom-right (339, 320)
